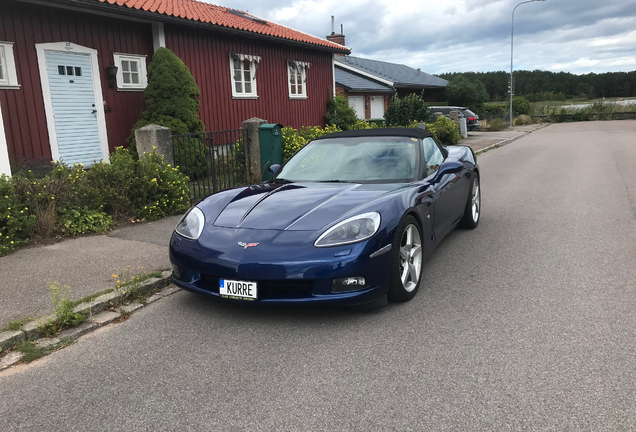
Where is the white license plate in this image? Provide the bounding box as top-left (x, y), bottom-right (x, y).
top-left (219, 279), bottom-right (257, 301)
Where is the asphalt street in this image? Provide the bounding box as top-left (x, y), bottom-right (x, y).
top-left (1, 121), bottom-right (635, 430)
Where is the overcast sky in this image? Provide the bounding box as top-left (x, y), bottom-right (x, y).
top-left (217, 0), bottom-right (636, 75)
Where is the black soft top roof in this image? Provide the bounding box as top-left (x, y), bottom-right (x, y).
top-left (313, 127), bottom-right (433, 140)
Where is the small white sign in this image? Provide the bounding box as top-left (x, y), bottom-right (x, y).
top-left (219, 279), bottom-right (257, 301)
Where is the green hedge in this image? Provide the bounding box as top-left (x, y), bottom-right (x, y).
top-left (281, 117), bottom-right (462, 163)
top-left (1, 147), bottom-right (190, 256)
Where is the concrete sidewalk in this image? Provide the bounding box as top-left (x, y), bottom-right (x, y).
top-left (460, 123), bottom-right (548, 152)
top-left (0, 216), bottom-right (181, 326)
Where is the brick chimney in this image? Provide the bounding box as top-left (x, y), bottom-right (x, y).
top-left (327, 18), bottom-right (346, 56)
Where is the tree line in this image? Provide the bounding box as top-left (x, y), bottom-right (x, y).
top-left (438, 70), bottom-right (636, 101)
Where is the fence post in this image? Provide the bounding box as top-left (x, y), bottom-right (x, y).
top-left (242, 117), bottom-right (267, 183)
top-left (135, 124), bottom-right (174, 166)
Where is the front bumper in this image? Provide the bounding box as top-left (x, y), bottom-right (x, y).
top-left (169, 227), bottom-right (393, 305)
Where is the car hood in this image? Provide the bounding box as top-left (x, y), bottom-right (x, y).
top-left (210, 182), bottom-right (402, 231)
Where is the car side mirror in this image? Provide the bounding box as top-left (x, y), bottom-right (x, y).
top-left (267, 164), bottom-right (281, 174)
top-left (435, 160), bottom-right (463, 180)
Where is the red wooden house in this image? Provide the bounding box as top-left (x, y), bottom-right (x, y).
top-left (0, 0), bottom-right (348, 174)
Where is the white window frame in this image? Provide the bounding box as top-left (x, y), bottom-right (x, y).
top-left (229, 53), bottom-right (260, 99)
top-left (287, 60), bottom-right (310, 99)
top-left (0, 42), bottom-right (20, 89)
top-left (113, 53), bottom-right (148, 91)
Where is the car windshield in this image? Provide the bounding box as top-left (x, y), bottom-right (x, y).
top-left (273, 136), bottom-right (419, 183)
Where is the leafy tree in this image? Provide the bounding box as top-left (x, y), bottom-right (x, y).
top-left (324, 95), bottom-right (358, 130)
top-left (445, 76), bottom-right (490, 114)
top-left (384, 93), bottom-right (434, 126)
top-left (439, 69), bottom-right (636, 101)
top-left (128, 47), bottom-right (205, 152)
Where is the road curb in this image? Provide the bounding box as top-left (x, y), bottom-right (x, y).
top-left (0, 271), bottom-right (178, 364)
top-left (474, 123), bottom-right (551, 156)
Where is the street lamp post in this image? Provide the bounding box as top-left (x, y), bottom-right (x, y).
top-left (510, 0), bottom-right (546, 127)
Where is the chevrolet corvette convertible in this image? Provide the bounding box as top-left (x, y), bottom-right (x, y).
top-left (169, 128), bottom-right (480, 307)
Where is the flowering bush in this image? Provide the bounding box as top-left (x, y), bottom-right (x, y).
top-left (0, 175), bottom-right (36, 256)
top-left (282, 126), bottom-right (309, 161)
top-left (85, 147), bottom-right (190, 221)
top-left (2, 147), bottom-right (190, 254)
top-left (131, 151), bottom-right (191, 221)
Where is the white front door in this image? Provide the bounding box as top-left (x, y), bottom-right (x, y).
top-left (348, 96), bottom-right (365, 119)
top-left (36, 43), bottom-right (109, 166)
top-left (370, 95), bottom-right (384, 119)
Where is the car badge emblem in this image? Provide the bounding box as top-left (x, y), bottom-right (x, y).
top-left (238, 242), bottom-right (259, 249)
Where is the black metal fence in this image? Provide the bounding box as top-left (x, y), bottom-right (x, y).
top-left (172, 129), bottom-right (246, 200)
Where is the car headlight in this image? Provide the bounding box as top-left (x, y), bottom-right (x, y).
top-left (174, 207), bottom-right (205, 240)
top-left (314, 212), bottom-right (381, 248)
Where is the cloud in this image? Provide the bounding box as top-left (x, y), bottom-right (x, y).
top-left (221, 0), bottom-right (636, 74)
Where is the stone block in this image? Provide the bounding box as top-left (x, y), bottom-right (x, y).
top-left (22, 315), bottom-right (55, 340)
top-left (161, 270), bottom-right (172, 280)
top-left (34, 337), bottom-right (60, 348)
top-left (74, 291), bottom-right (120, 315)
top-left (160, 285), bottom-right (180, 297)
top-left (0, 330), bottom-right (25, 351)
top-left (141, 277), bottom-right (164, 293)
top-left (91, 311), bottom-right (121, 327)
top-left (242, 117), bottom-right (267, 183)
top-left (117, 303), bottom-right (144, 314)
top-left (58, 322), bottom-right (97, 339)
top-left (145, 293), bottom-right (163, 304)
top-left (0, 351), bottom-right (24, 371)
top-left (135, 124), bottom-right (173, 165)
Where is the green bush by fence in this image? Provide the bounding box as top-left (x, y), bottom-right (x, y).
top-left (281, 117), bottom-right (461, 162)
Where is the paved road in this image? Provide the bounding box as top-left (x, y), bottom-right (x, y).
top-left (1, 121), bottom-right (636, 430)
top-left (463, 124), bottom-right (543, 152)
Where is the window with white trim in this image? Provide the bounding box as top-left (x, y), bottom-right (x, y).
top-left (229, 53), bottom-right (260, 98)
top-left (0, 42), bottom-right (20, 89)
top-left (287, 60), bottom-right (309, 98)
top-left (113, 53), bottom-right (148, 90)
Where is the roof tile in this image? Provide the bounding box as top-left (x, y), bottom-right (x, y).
top-left (95, 0), bottom-right (348, 51)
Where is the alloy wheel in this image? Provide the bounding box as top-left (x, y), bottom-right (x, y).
top-left (472, 177), bottom-right (481, 223)
top-left (399, 224), bottom-right (422, 292)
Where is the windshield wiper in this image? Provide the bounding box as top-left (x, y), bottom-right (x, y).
top-left (318, 180), bottom-right (355, 183)
top-left (270, 178), bottom-right (294, 184)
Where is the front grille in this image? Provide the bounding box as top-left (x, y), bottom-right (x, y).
top-left (199, 274), bottom-right (313, 299)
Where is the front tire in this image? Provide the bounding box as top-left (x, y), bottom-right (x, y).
top-left (460, 173), bottom-right (481, 229)
top-left (388, 216), bottom-right (423, 302)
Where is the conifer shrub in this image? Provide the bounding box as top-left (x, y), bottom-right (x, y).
top-left (128, 47), bottom-right (206, 176)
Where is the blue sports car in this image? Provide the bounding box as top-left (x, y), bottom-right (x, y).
top-left (169, 128), bottom-right (480, 307)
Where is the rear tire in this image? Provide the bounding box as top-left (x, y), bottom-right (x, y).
top-left (460, 173), bottom-right (481, 229)
top-left (388, 215), bottom-right (423, 302)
